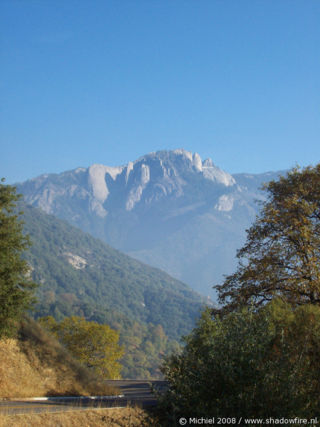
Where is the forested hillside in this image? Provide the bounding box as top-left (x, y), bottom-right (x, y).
top-left (20, 202), bottom-right (205, 378)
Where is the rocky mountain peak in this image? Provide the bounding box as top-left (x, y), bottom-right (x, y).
top-left (16, 149), bottom-right (284, 296)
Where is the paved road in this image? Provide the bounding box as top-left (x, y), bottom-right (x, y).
top-left (108, 379), bottom-right (167, 407)
top-left (0, 380), bottom-right (167, 415)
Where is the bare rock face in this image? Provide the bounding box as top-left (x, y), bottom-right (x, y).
top-left (63, 252), bottom-right (87, 270)
top-left (125, 164), bottom-right (150, 211)
top-left (17, 149), bottom-right (283, 298)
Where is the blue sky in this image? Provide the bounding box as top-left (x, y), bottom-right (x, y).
top-left (1, 0), bottom-right (319, 183)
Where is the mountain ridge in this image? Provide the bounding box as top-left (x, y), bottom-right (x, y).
top-left (17, 149), bottom-right (286, 297)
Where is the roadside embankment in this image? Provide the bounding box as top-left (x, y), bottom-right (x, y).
top-left (0, 317), bottom-right (117, 398)
top-left (0, 406), bottom-right (160, 427)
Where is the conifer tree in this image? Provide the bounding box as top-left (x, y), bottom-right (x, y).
top-left (0, 179), bottom-right (37, 337)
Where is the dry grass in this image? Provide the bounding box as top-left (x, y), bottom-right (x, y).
top-left (0, 317), bottom-right (117, 398)
top-left (0, 406), bottom-right (160, 427)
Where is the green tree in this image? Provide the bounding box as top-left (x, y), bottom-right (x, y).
top-left (158, 165), bottom-right (320, 423)
top-left (0, 179), bottom-right (37, 337)
top-left (216, 165), bottom-right (320, 314)
top-left (39, 316), bottom-right (124, 379)
top-left (159, 300), bottom-right (320, 421)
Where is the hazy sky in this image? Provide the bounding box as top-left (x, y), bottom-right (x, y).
top-left (1, 0), bottom-right (319, 183)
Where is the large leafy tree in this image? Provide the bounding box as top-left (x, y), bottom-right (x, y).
top-left (39, 316), bottom-right (124, 379)
top-left (159, 301), bottom-right (320, 421)
top-left (0, 179), bottom-right (37, 337)
top-left (215, 165), bottom-right (320, 313)
top-left (158, 165), bottom-right (320, 423)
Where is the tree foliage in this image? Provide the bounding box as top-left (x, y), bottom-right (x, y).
top-left (215, 165), bottom-right (320, 313)
top-left (39, 316), bottom-right (124, 379)
top-left (159, 165), bottom-right (320, 422)
top-left (159, 300), bottom-right (320, 421)
top-left (0, 180), bottom-right (37, 337)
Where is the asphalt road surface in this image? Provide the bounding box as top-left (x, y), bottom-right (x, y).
top-left (0, 380), bottom-right (167, 415)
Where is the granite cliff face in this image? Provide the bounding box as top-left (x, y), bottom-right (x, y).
top-left (18, 149), bottom-right (284, 298)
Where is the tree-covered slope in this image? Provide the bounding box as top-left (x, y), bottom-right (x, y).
top-left (21, 202), bottom-right (205, 342)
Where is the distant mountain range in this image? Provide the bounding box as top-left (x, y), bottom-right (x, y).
top-left (18, 149), bottom-right (285, 298)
